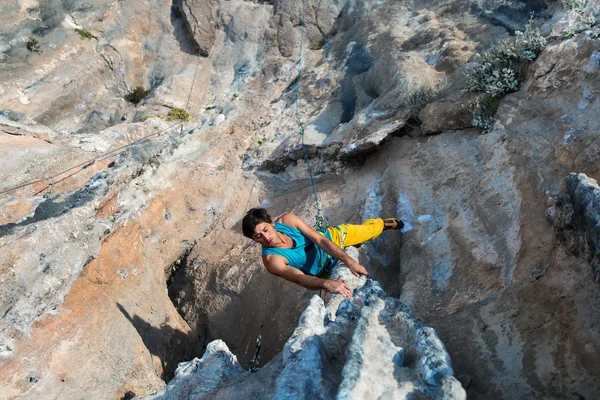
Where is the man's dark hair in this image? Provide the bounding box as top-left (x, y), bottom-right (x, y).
top-left (242, 208), bottom-right (273, 238)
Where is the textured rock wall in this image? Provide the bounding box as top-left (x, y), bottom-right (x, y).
top-left (142, 250), bottom-right (466, 400)
top-left (552, 173), bottom-right (600, 280)
top-left (1, 0), bottom-right (600, 399)
top-left (175, 0), bottom-right (216, 56)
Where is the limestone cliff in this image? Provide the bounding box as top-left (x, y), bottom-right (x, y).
top-left (141, 249), bottom-right (466, 400)
top-left (1, 0), bottom-right (600, 399)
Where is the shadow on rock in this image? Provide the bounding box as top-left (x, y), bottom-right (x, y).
top-left (117, 303), bottom-right (201, 382)
top-left (170, 1), bottom-right (202, 56)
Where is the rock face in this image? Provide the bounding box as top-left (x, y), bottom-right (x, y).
top-left (142, 249), bottom-right (466, 399)
top-left (419, 93), bottom-right (481, 135)
top-left (552, 173), bottom-right (600, 280)
top-left (1, 0), bottom-right (600, 399)
top-left (175, 0), bottom-right (216, 56)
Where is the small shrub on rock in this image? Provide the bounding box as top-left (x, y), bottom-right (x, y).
top-left (515, 22), bottom-right (547, 56)
top-left (139, 115), bottom-right (159, 122)
top-left (465, 54), bottom-right (519, 97)
top-left (26, 37), bottom-right (40, 53)
top-left (562, 28), bottom-right (577, 39)
top-left (584, 13), bottom-right (596, 27)
top-left (75, 28), bottom-right (93, 39)
top-left (465, 19), bottom-right (546, 97)
top-left (472, 96), bottom-right (500, 134)
top-left (565, 0), bottom-right (587, 13)
top-left (124, 87), bottom-right (151, 105)
top-left (166, 107), bottom-right (190, 121)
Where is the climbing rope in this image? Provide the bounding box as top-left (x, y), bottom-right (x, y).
top-left (295, 0), bottom-right (328, 231)
top-left (0, 33), bottom-right (203, 198)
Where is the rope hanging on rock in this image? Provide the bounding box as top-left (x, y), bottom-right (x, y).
top-left (0, 27), bottom-right (203, 198)
top-left (295, 0), bottom-right (328, 231)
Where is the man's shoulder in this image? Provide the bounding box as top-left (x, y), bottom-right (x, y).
top-left (277, 212), bottom-right (299, 225)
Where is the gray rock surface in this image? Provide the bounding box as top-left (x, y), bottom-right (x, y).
top-left (553, 173), bottom-right (600, 280)
top-left (1, 0), bottom-right (600, 399)
top-left (419, 93), bottom-right (482, 135)
top-left (175, 0), bottom-right (216, 56)
top-left (141, 250), bottom-right (465, 399)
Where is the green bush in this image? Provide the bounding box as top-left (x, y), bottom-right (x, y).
top-left (166, 107), bottom-right (190, 121)
top-left (465, 52), bottom-right (520, 97)
top-left (562, 28), bottom-right (577, 39)
top-left (584, 13), bottom-right (596, 27)
top-left (75, 28), bottom-right (93, 39)
top-left (514, 22), bottom-right (547, 56)
top-left (124, 87), bottom-right (151, 105)
top-left (472, 96), bottom-right (500, 134)
top-left (312, 38), bottom-right (326, 50)
top-left (590, 29), bottom-right (600, 39)
top-left (26, 37), bottom-right (40, 53)
top-left (565, 0), bottom-right (587, 13)
top-left (465, 20), bottom-right (546, 97)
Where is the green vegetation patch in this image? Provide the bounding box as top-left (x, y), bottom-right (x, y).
top-left (75, 28), bottom-right (93, 39)
top-left (166, 107), bottom-right (190, 121)
top-left (139, 115), bottom-right (159, 122)
top-left (565, 0), bottom-right (587, 13)
top-left (26, 37), bottom-right (40, 53)
top-left (472, 96), bottom-right (500, 134)
top-left (464, 19), bottom-right (546, 97)
top-left (561, 28), bottom-right (577, 39)
top-left (124, 87), bottom-right (151, 105)
top-left (464, 18), bottom-right (546, 133)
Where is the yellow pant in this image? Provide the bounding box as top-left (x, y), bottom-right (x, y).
top-left (324, 218), bottom-right (384, 248)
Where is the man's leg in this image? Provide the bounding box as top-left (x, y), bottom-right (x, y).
top-left (336, 218), bottom-right (385, 247)
top-left (325, 217), bottom-right (403, 248)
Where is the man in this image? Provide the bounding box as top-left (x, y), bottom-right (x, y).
top-left (242, 208), bottom-right (403, 298)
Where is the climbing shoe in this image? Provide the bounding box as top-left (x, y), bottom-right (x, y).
top-left (383, 218), bottom-right (404, 230)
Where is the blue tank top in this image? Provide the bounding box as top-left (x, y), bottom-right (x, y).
top-left (261, 222), bottom-right (331, 276)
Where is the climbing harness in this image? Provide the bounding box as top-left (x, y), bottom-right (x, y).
top-left (295, 0), bottom-right (328, 231)
top-left (318, 228), bottom-right (346, 278)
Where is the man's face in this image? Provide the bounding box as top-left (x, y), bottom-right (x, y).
top-left (252, 221), bottom-right (278, 247)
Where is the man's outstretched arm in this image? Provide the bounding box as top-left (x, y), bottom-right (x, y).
top-left (278, 213), bottom-right (369, 277)
top-left (263, 255), bottom-right (353, 298)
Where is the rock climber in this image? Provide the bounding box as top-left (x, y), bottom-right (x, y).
top-left (242, 208), bottom-right (403, 298)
